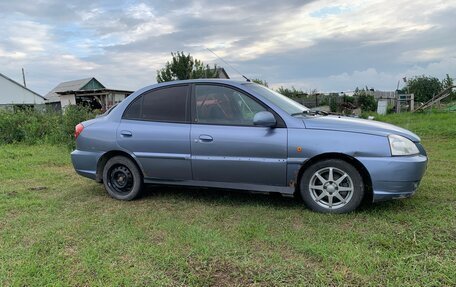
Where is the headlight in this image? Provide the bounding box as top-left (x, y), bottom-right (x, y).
top-left (388, 134), bottom-right (419, 156)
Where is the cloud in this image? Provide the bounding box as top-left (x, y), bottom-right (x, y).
top-left (0, 0), bottom-right (455, 95)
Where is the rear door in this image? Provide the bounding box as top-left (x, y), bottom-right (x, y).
top-left (190, 84), bottom-right (288, 186)
top-left (117, 85), bottom-right (192, 180)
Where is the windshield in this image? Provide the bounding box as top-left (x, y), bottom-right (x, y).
top-left (243, 83), bottom-right (309, 115)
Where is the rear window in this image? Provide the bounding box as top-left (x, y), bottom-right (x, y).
top-left (123, 85), bottom-right (189, 122)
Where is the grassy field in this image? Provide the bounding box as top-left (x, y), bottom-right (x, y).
top-left (0, 112), bottom-right (455, 286)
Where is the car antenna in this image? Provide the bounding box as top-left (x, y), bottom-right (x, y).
top-left (206, 48), bottom-right (251, 82)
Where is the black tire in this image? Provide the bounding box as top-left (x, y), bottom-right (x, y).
top-left (102, 156), bottom-right (143, 200)
top-left (300, 159), bottom-right (364, 213)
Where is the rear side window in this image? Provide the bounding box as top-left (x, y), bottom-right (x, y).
top-left (123, 98), bottom-right (141, 119)
top-left (123, 85), bottom-right (189, 122)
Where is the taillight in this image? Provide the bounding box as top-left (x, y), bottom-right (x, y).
top-left (75, 123), bottom-right (84, 139)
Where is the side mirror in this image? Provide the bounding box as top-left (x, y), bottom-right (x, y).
top-left (253, 111), bottom-right (277, 127)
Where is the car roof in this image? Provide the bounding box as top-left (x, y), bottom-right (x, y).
top-left (151, 79), bottom-right (249, 87)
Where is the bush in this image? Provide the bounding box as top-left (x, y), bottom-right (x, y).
top-left (387, 104), bottom-right (396, 114)
top-left (0, 106), bottom-right (95, 147)
top-left (356, 94), bottom-right (377, 112)
top-left (343, 96), bottom-right (355, 104)
top-left (329, 101), bottom-right (338, 113)
top-left (61, 106), bottom-right (96, 145)
top-left (351, 89), bottom-right (377, 112)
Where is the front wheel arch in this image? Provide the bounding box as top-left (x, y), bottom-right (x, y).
top-left (295, 153), bottom-right (373, 203)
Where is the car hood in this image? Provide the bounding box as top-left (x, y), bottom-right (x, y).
top-left (303, 115), bottom-right (421, 142)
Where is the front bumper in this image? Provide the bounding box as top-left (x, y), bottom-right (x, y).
top-left (358, 154), bottom-right (428, 202)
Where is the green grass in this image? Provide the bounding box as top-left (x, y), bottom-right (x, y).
top-left (1, 112), bottom-right (455, 286)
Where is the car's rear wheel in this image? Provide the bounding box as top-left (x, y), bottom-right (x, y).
top-left (103, 156), bottom-right (143, 200)
top-left (300, 159), bottom-right (364, 213)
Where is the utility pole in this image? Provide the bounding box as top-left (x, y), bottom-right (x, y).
top-left (22, 68), bottom-right (27, 87)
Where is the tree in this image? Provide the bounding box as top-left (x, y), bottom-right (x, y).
top-left (441, 74), bottom-right (456, 101)
top-left (442, 74), bottom-right (453, 89)
top-left (156, 52), bottom-right (219, 83)
top-left (406, 75), bottom-right (443, 103)
top-left (251, 78), bottom-right (269, 87)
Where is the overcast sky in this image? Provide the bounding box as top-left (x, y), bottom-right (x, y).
top-left (1, 0), bottom-right (455, 95)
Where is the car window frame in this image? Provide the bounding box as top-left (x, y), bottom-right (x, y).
top-left (122, 84), bottom-right (191, 124)
top-left (190, 83), bottom-right (286, 128)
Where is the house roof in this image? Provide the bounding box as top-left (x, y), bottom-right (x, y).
top-left (56, 88), bottom-right (133, 96)
top-left (216, 67), bottom-right (230, 79)
top-left (0, 72), bottom-right (46, 100)
top-left (45, 77), bottom-right (105, 103)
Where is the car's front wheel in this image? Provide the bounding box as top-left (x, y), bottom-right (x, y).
top-left (300, 159), bottom-right (364, 213)
top-left (102, 156), bottom-right (143, 200)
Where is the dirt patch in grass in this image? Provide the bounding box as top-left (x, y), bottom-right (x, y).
top-left (28, 186), bottom-right (48, 191)
top-left (180, 257), bottom-right (257, 286)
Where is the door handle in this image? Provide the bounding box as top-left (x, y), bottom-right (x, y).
top-left (198, 134), bottom-right (213, 142)
top-left (120, 130), bottom-right (132, 137)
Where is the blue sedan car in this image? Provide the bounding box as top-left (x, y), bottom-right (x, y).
top-left (71, 79), bottom-right (427, 213)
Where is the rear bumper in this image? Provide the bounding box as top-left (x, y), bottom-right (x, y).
top-left (358, 154), bottom-right (428, 202)
top-left (71, 150), bottom-right (102, 180)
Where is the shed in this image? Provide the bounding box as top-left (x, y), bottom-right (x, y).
top-left (45, 77), bottom-right (133, 111)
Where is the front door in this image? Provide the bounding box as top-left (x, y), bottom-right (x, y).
top-left (190, 84), bottom-right (287, 187)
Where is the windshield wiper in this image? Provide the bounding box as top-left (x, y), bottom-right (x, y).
top-left (290, 110), bottom-right (329, 117)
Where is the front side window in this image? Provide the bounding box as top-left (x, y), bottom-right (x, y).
top-left (123, 85), bottom-right (189, 122)
top-left (195, 85), bottom-right (266, 126)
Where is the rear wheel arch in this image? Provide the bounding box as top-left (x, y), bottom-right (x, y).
top-left (295, 153), bottom-right (373, 202)
top-left (96, 150), bottom-right (144, 183)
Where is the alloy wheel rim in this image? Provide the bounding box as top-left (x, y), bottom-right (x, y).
top-left (309, 167), bottom-right (354, 209)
